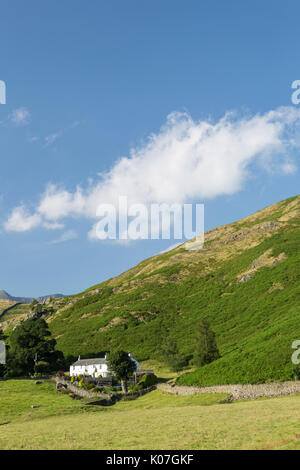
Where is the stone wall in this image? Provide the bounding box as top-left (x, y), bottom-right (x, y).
top-left (56, 377), bottom-right (110, 399)
top-left (55, 377), bottom-right (156, 404)
top-left (157, 381), bottom-right (300, 401)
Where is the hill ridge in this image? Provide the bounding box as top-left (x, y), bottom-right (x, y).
top-left (0, 290), bottom-right (65, 304)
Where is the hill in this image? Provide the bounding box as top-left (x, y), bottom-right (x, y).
top-left (0, 290), bottom-right (65, 304)
top-left (4, 195), bottom-right (300, 385)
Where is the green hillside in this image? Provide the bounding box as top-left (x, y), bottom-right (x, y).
top-left (6, 195), bottom-right (300, 385)
top-left (0, 302), bottom-right (32, 331)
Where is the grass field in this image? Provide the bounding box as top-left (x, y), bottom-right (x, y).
top-left (1, 379), bottom-right (300, 450)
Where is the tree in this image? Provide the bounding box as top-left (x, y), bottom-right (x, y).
top-left (0, 329), bottom-right (7, 377)
top-left (161, 337), bottom-right (186, 372)
top-left (106, 350), bottom-right (137, 393)
top-left (193, 319), bottom-right (220, 367)
top-left (5, 317), bottom-right (64, 377)
top-left (34, 361), bottom-right (51, 375)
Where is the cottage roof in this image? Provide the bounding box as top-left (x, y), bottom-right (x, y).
top-left (71, 358), bottom-right (107, 366)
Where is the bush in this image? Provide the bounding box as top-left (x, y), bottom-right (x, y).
top-left (134, 373), bottom-right (158, 391)
top-left (82, 381), bottom-right (95, 391)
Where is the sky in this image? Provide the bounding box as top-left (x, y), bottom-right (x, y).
top-left (0, 0), bottom-right (300, 297)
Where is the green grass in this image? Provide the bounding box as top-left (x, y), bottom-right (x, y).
top-left (0, 379), bottom-right (101, 424)
top-left (1, 379), bottom-right (300, 449)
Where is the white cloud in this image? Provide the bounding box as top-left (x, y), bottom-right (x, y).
top-left (4, 206), bottom-right (41, 232)
top-left (10, 107), bottom-right (30, 126)
top-left (28, 136), bottom-right (39, 143)
top-left (44, 121), bottom-right (80, 147)
top-left (44, 131), bottom-right (62, 147)
top-left (4, 106), bottom-right (300, 236)
top-left (282, 161), bottom-right (297, 174)
top-left (49, 229), bottom-right (78, 244)
top-left (43, 221), bottom-right (65, 230)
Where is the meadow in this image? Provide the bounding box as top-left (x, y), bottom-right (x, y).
top-left (1, 379), bottom-right (300, 450)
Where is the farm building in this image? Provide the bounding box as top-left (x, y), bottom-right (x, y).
top-left (70, 353), bottom-right (140, 378)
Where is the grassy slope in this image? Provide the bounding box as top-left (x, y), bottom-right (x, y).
top-left (5, 195), bottom-right (300, 385)
top-left (0, 300), bottom-right (17, 317)
top-left (0, 302), bottom-right (31, 333)
top-left (0, 379), bottom-right (300, 450)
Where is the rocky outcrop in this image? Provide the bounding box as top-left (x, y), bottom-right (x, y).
top-left (237, 249), bottom-right (287, 283)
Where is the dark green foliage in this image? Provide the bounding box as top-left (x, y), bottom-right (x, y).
top-left (106, 350), bottom-right (137, 392)
top-left (193, 319), bottom-right (220, 367)
top-left (134, 373), bottom-right (158, 391)
top-left (294, 364), bottom-right (300, 380)
top-left (34, 361), bottom-right (51, 375)
top-left (161, 337), bottom-right (187, 372)
top-left (0, 328), bottom-right (7, 377)
top-left (5, 318), bottom-right (64, 377)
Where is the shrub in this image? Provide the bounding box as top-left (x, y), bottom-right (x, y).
top-left (134, 373), bottom-right (158, 391)
top-left (82, 381), bottom-right (95, 391)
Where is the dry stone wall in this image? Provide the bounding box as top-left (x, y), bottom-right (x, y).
top-left (157, 381), bottom-right (300, 401)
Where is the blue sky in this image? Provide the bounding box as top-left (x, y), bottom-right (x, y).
top-left (0, 0), bottom-right (300, 297)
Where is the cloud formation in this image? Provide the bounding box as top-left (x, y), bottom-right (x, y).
top-left (10, 107), bottom-right (30, 125)
top-left (48, 229), bottom-right (78, 244)
top-left (4, 106), bottom-right (300, 236)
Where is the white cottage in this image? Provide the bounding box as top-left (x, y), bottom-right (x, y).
top-left (70, 353), bottom-right (139, 378)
